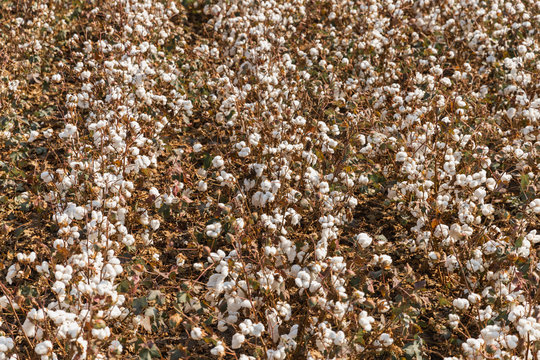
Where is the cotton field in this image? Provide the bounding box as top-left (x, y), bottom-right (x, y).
top-left (0, 0), bottom-right (539, 359)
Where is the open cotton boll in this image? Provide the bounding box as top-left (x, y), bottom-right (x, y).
top-left (212, 156), bottom-right (224, 168)
top-left (22, 318), bottom-right (37, 337)
top-left (205, 222), bottom-right (222, 238)
top-left (377, 333), bottom-right (394, 347)
top-left (210, 341), bottom-right (225, 356)
top-left (35, 340), bottom-right (53, 355)
top-left (0, 336), bottom-right (14, 353)
top-left (453, 298), bottom-right (470, 310)
top-left (190, 327), bottom-right (203, 340)
top-left (355, 233), bottom-right (372, 248)
top-left (109, 340), bottom-right (123, 354)
top-left (231, 333), bottom-right (245, 349)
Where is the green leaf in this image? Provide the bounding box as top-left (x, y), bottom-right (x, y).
top-left (170, 349), bottom-right (187, 360)
top-left (203, 153), bottom-right (212, 169)
top-left (438, 296), bottom-right (451, 306)
top-left (117, 280), bottom-right (132, 293)
top-left (139, 343), bottom-right (161, 359)
top-left (139, 348), bottom-right (152, 360)
top-left (133, 296), bottom-right (148, 315)
top-left (520, 174), bottom-right (529, 192)
top-left (177, 292), bottom-right (189, 304)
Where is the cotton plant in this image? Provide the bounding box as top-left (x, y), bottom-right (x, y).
top-left (1, 0), bottom-right (190, 358)
top-left (1, 0), bottom-right (539, 358)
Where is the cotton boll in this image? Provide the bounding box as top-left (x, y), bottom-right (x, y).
top-left (28, 130), bottom-right (39, 143)
top-left (193, 143), bottom-right (203, 152)
top-left (205, 222), bottom-right (222, 238)
top-left (197, 180), bottom-right (208, 191)
top-left (22, 318), bottom-right (36, 338)
top-left (355, 233), bottom-right (372, 248)
top-left (191, 327), bottom-right (203, 340)
top-left (396, 151), bottom-right (408, 162)
top-left (453, 298), bottom-right (470, 310)
top-left (251, 323), bottom-right (264, 337)
top-left (0, 336), bottom-right (14, 353)
top-left (238, 147), bottom-right (250, 157)
top-left (109, 340), bottom-right (123, 354)
top-left (91, 326), bottom-right (111, 340)
top-left (41, 171), bottom-right (54, 183)
top-left (505, 335), bottom-right (518, 349)
top-left (210, 341), bottom-right (225, 356)
top-left (358, 311), bottom-right (375, 331)
top-left (35, 341), bottom-right (53, 355)
top-left (448, 314), bottom-right (460, 329)
top-left (150, 219), bottom-right (160, 230)
top-left (231, 333), bottom-right (245, 349)
top-left (212, 156), bottom-right (224, 168)
top-left (378, 333), bottom-right (394, 346)
top-left (379, 254), bottom-right (392, 267)
top-left (529, 199), bottom-right (540, 214)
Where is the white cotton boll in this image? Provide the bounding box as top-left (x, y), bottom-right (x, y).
top-left (358, 175), bottom-right (369, 185)
top-left (149, 187), bottom-right (160, 198)
top-left (238, 147), bottom-right (250, 157)
top-left (295, 270), bottom-right (310, 289)
top-left (358, 311), bottom-right (375, 331)
top-left (43, 129), bottom-right (53, 139)
top-left (122, 234), bottom-right (135, 246)
top-left (528, 199), bottom-right (540, 214)
top-left (481, 325), bottom-right (501, 343)
top-left (0, 336), bottom-right (14, 353)
top-left (35, 341), bottom-right (52, 355)
top-left (22, 318), bottom-right (36, 338)
top-left (217, 320), bottom-right (228, 332)
top-left (91, 326), bottom-right (111, 340)
top-left (441, 77), bottom-right (452, 86)
top-left (28, 130), bottom-right (39, 143)
top-left (109, 340), bottom-right (123, 354)
top-left (448, 314), bottom-right (460, 329)
top-left (190, 327), bottom-right (203, 340)
top-left (507, 107), bottom-right (516, 119)
top-left (251, 323), bottom-right (264, 337)
top-left (205, 222), bottom-right (222, 238)
top-left (212, 156), bottom-right (224, 168)
top-left (379, 254), bottom-right (392, 267)
top-left (468, 293), bottom-right (481, 304)
top-left (41, 171), bottom-right (54, 183)
top-left (505, 334), bottom-right (518, 349)
top-left (211, 342), bottom-right (225, 356)
top-left (378, 333), bottom-right (394, 346)
top-left (355, 233), bottom-right (372, 248)
top-left (231, 333), bottom-right (245, 349)
top-left (334, 331), bottom-right (346, 345)
top-left (59, 124), bottom-right (78, 139)
top-left (193, 143), bottom-right (203, 152)
top-left (453, 298), bottom-right (470, 310)
top-left (481, 204), bottom-right (494, 216)
top-left (28, 308), bottom-right (45, 322)
top-left (0, 296), bottom-right (10, 310)
top-left (197, 181), bottom-right (208, 192)
top-left (58, 320), bottom-right (80, 339)
top-left (318, 181), bottom-right (330, 193)
top-left (500, 173), bottom-right (512, 182)
top-left (239, 320), bottom-right (253, 335)
top-left (396, 151), bottom-right (408, 162)
top-left (51, 281), bottom-right (66, 300)
top-left (264, 246), bottom-right (277, 257)
top-left (150, 219), bottom-right (160, 230)
top-left (140, 211), bottom-right (149, 226)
